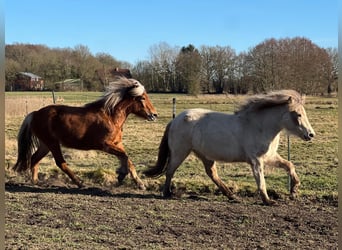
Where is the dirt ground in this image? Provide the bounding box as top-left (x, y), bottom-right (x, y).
top-left (5, 181), bottom-right (337, 250)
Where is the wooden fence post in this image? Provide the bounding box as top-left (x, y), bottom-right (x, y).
top-left (172, 98), bottom-right (176, 119)
top-left (52, 90), bottom-right (56, 104)
top-left (287, 134), bottom-right (291, 192)
top-left (25, 99), bottom-right (28, 115)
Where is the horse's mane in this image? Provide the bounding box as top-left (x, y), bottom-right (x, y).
top-left (235, 89), bottom-right (303, 115)
top-left (85, 77), bottom-right (145, 114)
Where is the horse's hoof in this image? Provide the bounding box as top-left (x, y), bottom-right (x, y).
top-left (138, 183), bottom-right (146, 190)
top-left (228, 196), bottom-right (241, 203)
top-left (163, 190), bottom-right (173, 199)
top-left (117, 173), bottom-right (127, 183)
top-left (263, 199), bottom-right (276, 206)
top-left (290, 192), bottom-right (298, 200)
top-left (75, 179), bottom-right (84, 188)
top-left (114, 181), bottom-right (123, 187)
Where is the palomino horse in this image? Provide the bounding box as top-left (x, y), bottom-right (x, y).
top-left (144, 90), bottom-right (315, 205)
top-left (13, 77), bottom-right (157, 190)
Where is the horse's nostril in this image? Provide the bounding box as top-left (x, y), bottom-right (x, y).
top-left (309, 133), bottom-right (314, 138)
top-left (148, 113), bottom-right (157, 121)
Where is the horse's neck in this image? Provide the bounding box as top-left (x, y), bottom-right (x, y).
top-left (85, 100), bottom-right (131, 128)
top-left (248, 107), bottom-right (285, 140)
top-left (109, 102), bottom-right (130, 127)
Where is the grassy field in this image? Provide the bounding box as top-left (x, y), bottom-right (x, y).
top-left (5, 91), bottom-right (338, 200)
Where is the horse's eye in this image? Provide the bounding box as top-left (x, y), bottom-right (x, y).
top-left (297, 113), bottom-right (301, 118)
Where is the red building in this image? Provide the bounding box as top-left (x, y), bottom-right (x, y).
top-left (13, 72), bottom-right (44, 91)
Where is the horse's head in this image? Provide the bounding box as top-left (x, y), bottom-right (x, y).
top-left (127, 80), bottom-right (158, 121)
top-left (283, 97), bottom-right (315, 141)
top-left (103, 77), bottom-right (157, 120)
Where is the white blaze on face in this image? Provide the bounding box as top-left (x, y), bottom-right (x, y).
top-left (299, 106), bottom-right (315, 139)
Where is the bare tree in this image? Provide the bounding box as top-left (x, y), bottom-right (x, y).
top-left (148, 42), bottom-right (178, 92)
top-left (72, 45), bottom-right (101, 90)
top-left (246, 37), bottom-right (334, 94)
top-left (199, 45), bottom-right (236, 93)
top-left (234, 52), bottom-right (251, 94)
top-left (325, 47), bottom-right (338, 93)
top-left (132, 60), bottom-right (154, 90)
top-left (199, 46), bottom-right (215, 93)
top-left (5, 43), bottom-right (130, 91)
top-left (6, 40), bottom-right (336, 94)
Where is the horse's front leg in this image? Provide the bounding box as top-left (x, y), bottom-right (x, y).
top-left (118, 157), bottom-right (145, 190)
top-left (104, 143), bottom-right (145, 190)
top-left (265, 154), bottom-right (300, 199)
top-left (250, 158), bottom-right (275, 205)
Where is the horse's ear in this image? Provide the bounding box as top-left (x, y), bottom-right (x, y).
top-left (287, 97), bottom-right (292, 104)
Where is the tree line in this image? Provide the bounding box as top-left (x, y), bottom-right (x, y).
top-left (5, 37), bottom-right (337, 95)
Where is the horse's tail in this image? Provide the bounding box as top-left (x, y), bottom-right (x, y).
top-left (12, 112), bottom-right (39, 172)
top-left (144, 121), bottom-right (172, 177)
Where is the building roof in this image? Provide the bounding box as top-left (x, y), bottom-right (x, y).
top-left (18, 72), bottom-right (42, 79)
top-left (55, 79), bottom-right (81, 84)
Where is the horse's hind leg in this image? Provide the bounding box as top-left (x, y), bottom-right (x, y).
top-left (49, 143), bottom-right (83, 187)
top-left (163, 150), bottom-right (191, 198)
top-left (30, 142), bottom-right (49, 185)
top-left (199, 155), bottom-right (236, 201)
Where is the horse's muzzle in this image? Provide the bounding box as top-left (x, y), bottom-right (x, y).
top-left (147, 113), bottom-right (158, 121)
top-left (304, 131), bottom-right (315, 141)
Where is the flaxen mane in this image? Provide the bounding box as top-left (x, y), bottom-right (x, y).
top-left (86, 77), bottom-right (145, 115)
top-left (235, 89), bottom-right (303, 115)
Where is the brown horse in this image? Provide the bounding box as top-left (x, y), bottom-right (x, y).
top-left (13, 77), bottom-right (157, 190)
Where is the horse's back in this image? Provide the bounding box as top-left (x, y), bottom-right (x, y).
top-left (170, 108), bottom-right (245, 162)
top-left (192, 111), bottom-right (244, 161)
top-left (31, 105), bottom-right (88, 131)
top-left (167, 109), bottom-right (210, 150)
top-left (30, 104), bottom-right (109, 149)
top-left (170, 108), bottom-right (213, 134)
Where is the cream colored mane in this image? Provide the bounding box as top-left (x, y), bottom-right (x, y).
top-left (235, 89), bottom-right (303, 115)
top-left (103, 77), bottom-right (145, 114)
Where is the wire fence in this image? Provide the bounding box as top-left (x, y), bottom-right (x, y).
top-left (5, 91), bottom-right (101, 117)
